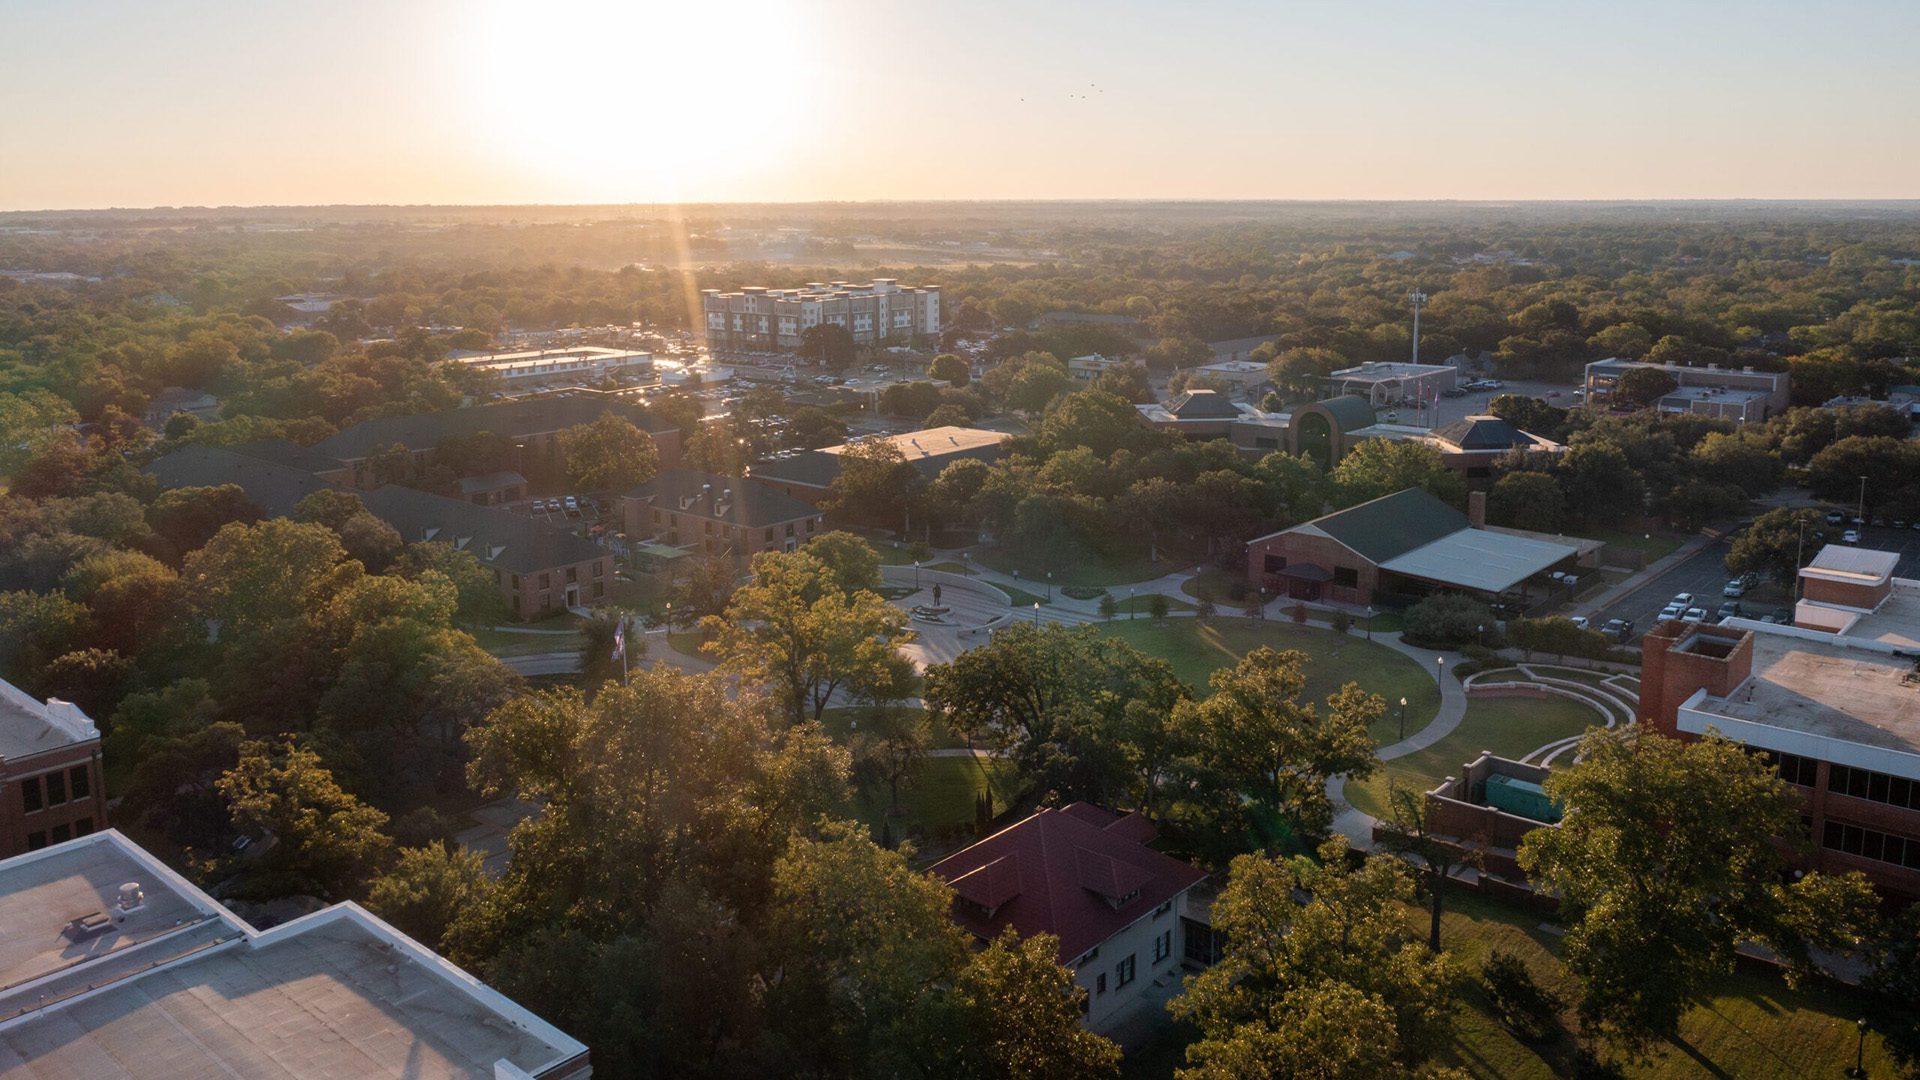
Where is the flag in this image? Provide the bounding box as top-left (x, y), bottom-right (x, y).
top-left (612, 619), bottom-right (625, 661)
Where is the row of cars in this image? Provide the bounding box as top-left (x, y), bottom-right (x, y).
top-left (1442, 377), bottom-right (1506, 397)
top-left (1657, 588), bottom-right (1790, 628)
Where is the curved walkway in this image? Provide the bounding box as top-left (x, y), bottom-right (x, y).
top-left (1326, 630), bottom-right (1469, 845)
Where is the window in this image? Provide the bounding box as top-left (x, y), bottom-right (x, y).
top-left (511, 574), bottom-right (522, 590)
top-left (45, 770), bottom-right (65, 806)
top-left (1095, 973), bottom-right (1106, 995)
top-left (1254, 437), bottom-right (1279, 449)
top-left (22, 777), bottom-right (41, 815)
top-left (1829, 763), bottom-right (1918, 810)
top-left (1333, 566), bottom-right (1359, 589)
top-left (511, 595), bottom-right (522, 616)
top-left (1824, 820), bottom-right (1920, 870)
top-left (592, 562), bottom-right (604, 578)
top-left (540, 593), bottom-right (553, 612)
top-left (50, 823), bottom-right (70, 844)
top-left (1153, 930), bottom-right (1173, 963)
top-left (69, 766), bottom-right (89, 801)
top-left (1263, 553), bottom-right (1288, 573)
top-left (1114, 955), bottom-right (1136, 988)
top-left (566, 567), bottom-right (578, 584)
top-left (1760, 750), bottom-right (1820, 789)
top-left (74, 817), bottom-right (93, 837)
top-left (652, 509), bottom-right (662, 523)
top-left (765, 528), bottom-right (774, 541)
top-left (593, 582), bottom-right (605, 598)
top-left (807, 518), bottom-right (816, 532)
top-left (538, 573), bottom-right (551, 590)
top-left (26, 831), bottom-right (46, 851)
top-left (786, 523), bottom-right (796, 537)
top-left (1153, 900), bottom-right (1172, 919)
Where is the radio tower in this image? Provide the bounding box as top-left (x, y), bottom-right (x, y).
top-left (1409, 290), bottom-right (1428, 364)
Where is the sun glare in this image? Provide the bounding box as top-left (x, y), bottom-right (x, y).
top-left (470, 0), bottom-right (815, 200)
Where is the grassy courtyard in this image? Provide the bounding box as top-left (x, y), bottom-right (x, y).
top-left (1094, 618), bottom-right (1443, 737)
top-left (1344, 695), bottom-right (1606, 820)
top-left (847, 755), bottom-right (1026, 850)
top-left (1123, 889), bottom-right (1896, 1079)
top-left (975, 543), bottom-right (1182, 587)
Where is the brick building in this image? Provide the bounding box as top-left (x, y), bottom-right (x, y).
top-left (749, 426), bottom-right (1009, 505)
top-left (1, 678), bottom-right (107, 859)
top-left (622, 468), bottom-right (824, 561)
top-left (1641, 617), bottom-right (1920, 899)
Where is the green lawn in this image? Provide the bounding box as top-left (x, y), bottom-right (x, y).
top-left (465, 621), bottom-right (585, 657)
top-left (665, 630), bottom-right (713, 658)
top-left (1107, 594), bottom-right (1197, 616)
top-left (998, 582), bottom-right (1048, 608)
top-left (1123, 890), bottom-right (1897, 1079)
top-left (848, 756), bottom-right (1027, 848)
top-left (1593, 528), bottom-right (1685, 563)
top-left (1178, 566), bottom-right (1246, 602)
top-left (1095, 618), bottom-right (1443, 731)
top-left (976, 544), bottom-right (1183, 587)
top-left (1346, 695), bottom-right (1606, 819)
top-left (924, 560), bottom-right (973, 575)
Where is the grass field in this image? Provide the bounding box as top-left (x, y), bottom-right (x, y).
top-left (1122, 890), bottom-right (1897, 1079)
top-left (1094, 619), bottom-right (1442, 735)
top-left (1345, 696), bottom-right (1606, 819)
top-left (1109, 594), bottom-right (1197, 616)
top-left (848, 755), bottom-right (1027, 847)
top-left (820, 706), bottom-right (963, 749)
top-left (976, 543), bottom-right (1182, 587)
top-left (1593, 528), bottom-right (1686, 563)
top-left (466, 622), bottom-right (585, 657)
top-left (1178, 566), bottom-right (1245, 602)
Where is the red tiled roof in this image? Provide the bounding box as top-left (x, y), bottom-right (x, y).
top-left (927, 803), bottom-right (1207, 963)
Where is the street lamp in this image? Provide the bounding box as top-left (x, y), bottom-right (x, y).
top-left (1435, 656), bottom-right (1445, 685)
top-left (1477, 623), bottom-right (1485, 647)
top-left (1848, 1016), bottom-right (1868, 1077)
top-left (914, 560), bottom-right (922, 590)
top-left (1130, 587), bottom-right (1137, 621)
top-left (1032, 602), bottom-right (1041, 625)
top-left (664, 601), bottom-right (673, 633)
top-left (1365, 606), bottom-right (1374, 641)
top-left (1046, 570), bottom-right (1053, 603)
top-left (1399, 696), bottom-right (1408, 740)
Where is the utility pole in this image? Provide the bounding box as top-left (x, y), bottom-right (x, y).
top-left (1858, 475), bottom-right (1868, 525)
top-left (1409, 290), bottom-right (1429, 365)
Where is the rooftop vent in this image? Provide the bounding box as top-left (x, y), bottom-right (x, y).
top-left (115, 881), bottom-right (145, 915)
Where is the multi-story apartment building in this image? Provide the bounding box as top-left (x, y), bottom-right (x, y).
top-left (1, 678), bottom-right (107, 859)
top-left (622, 468), bottom-right (824, 562)
top-left (702, 279), bottom-right (940, 352)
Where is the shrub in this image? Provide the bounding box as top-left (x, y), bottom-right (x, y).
top-left (1329, 611), bottom-right (1353, 635)
top-left (1195, 596), bottom-right (1216, 620)
top-left (1062, 585), bottom-right (1105, 601)
top-left (1290, 602), bottom-right (1309, 625)
top-left (1224, 579), bottom-right (1251, 602)
top-left (1402, 592), bottom-right (1493, 648)
top-left (1482, 950), bottom-right (1563, 1042)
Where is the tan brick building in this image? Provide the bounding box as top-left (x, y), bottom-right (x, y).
top-left (623, 469), bottom-right (824, 562)
top-left (1, 679), bottom-right (107, 859)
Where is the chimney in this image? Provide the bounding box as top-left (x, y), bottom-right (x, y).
top-left (1468, 490), bottom-right (1487, 529)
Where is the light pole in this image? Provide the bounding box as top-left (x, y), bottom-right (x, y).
top-left (1435, 656), bottom-right (1444, 686)
top-left (1399, 696), bottom-right (1408, 740)
top-left (914, 560), bottom-right (922, 591)
top-left (1848, 1016), bottom-right (1868, 1077)
top-left (1046, 570), bottom-right (1053, 603)
top-left (1859, 476), bottom-right (1868, 526)
top-left (1477, 623), bottom-right (1485, 648)
top-left (1365, 606), bottom-right (1374, 641)
top-left (664, 601), bottom-right (673, 633)
top-left (1032, 602), bottom-right (1041, 625)
top-left (1130, 588), bottom-right (1137, 621)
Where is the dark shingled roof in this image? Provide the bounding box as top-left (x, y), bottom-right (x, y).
top-left (458, 471), bottom-right (528, 495)
top-left (928, 803), bottom-right (1207, 965)
top-left (746, 450), bottom-right (843, 490)
top-left (1315, 394), bottom-right (1377, 433)
top-left (314, 397), bottom-right (673, 462)
top-left (1305, 487), bottom-right (1469, 565)
top-left (146, 447), bottom-right (604, 576)
top-left (624, 469), bottom-right (819, 528)
top-left (1432, 415), bottom-right (1543, 452)
top-left (1164, 389), bottom-right (1242, 420)
top-left (145, 445), bottom-right (337, 518)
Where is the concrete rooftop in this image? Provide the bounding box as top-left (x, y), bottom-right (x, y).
top-left (1698, 631), bottom-right (1920, 758)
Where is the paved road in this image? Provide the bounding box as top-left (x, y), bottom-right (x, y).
top-left (1589, 538), bottom-right (1739, 641)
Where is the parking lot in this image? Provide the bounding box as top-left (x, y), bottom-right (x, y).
top-left (1587, 538), bottom-right (1744, 642)
top-left (519, 496), bottom-right (613, 528)
top-left (1820, 517), bottom-right (1920, 579)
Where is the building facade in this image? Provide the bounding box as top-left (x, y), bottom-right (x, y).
top-left (622, 468), bottom-right (825, 561)
top-left (1583, 357), bottom-right (1791, 421)
top-left (0, 678), bottom-right (107, 859)
top-left (442, 346), bottom-right (653, 389)
top-left (702, 279), bottom-right (940, 352)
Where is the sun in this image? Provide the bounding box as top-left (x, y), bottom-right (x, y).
top-left (468, 0), bottom-right (815, 200)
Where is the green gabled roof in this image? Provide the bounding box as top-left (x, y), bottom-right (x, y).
top-left (1317, 394), bottom-right (1377, 433)
top-left (1307, 488), bottom-right (1468, 565)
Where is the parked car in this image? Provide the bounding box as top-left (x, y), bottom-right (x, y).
top-left (1672, 592), bottom-right (1695, 607)
top-left (563, 495), bottom-right (579, 511)
top-left (1717, 601), bottom-right (1742, 621)
top-left (1825, 510), bottom-right (1846, 526)
top-left (1602, 618), bottom-right (1634, 643)
top-left (1895, 518), bottom-right (1909, 530)
top-left (1844, 529), bottom-right (1861, 544)
top-left (1659, 602), bottom-right (1686, 620)
top-left (1441, 387), bottom-right (1467, 398)
top-left (1682, 607), bottom-right (1708, 623)
top-left (1569, 615), bottom-right (1589, 629)
top-left (1722, 578), bottom-right (1747, 597)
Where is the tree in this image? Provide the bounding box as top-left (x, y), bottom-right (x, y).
top-left (0, 589), bottom-right (90, 686)
top-left (1175, 648), bottom-right (1382, 839)
top-left (1863, 903), bottom-right (1920, 1077)
top-left (1725, 506), bottom-right (1825, 584)
top-left (879, 380), bottom-right (944, 418)
top-left (1332, 439), bottom-right (1466, 508)
top-left (923, 621), bottom-right (1185, 806)
top-left (219, 739), bottom-right (395, 900)
top-left (0, 389), bottom-right (80, 475)
top-left (558, 412), bottom-right (660, 492)
top-left (182, 518), bottom-right (350, 637)
top-left (1097, 592), bottom-right (1118, 620)
top-left (1171, 838), bottom-right (1462, 1078)
top-left (366, 843), bottom-right (491, 953)
top-left (800, 323), bottom-right (858, 368)
top-left (1038, 390), bottom-right (1148, 457)
top-left (704, 548), bottom-right (912, 727)
top-left (1559, 442), bottom-right (1645, 527)
top-left (1379, 782), bottom-right (1483, 952)
top-left (1149, 593), bottom-right (1171, 621)
top-left (146, 483), bottom-right (262, 557)
top-left (1265, 346), bottom-right (1347, 397)
top-left (1611, 365), bottom-right (1678, 408)
top-left (1486, 470), bottom-right (1566, 532)
top-left (765, 819), bottom-right (970, 1075)
top-left (1517, 728), bottom-right (1877, 1053)
top-left (1808, 434), bottom-right (1920, 512)
top-left (1487, 394), bottom-right (1569, 442)
top-left (1401, 592), bottom-right (1491, 648)
top-left (938, 930), bottom-right (1123, 1080)
top-left (930, 352), bottom-right (970, 386)
top-left (823, 437), bottom-right (927, 534)
top-left (789, 405), bottom-right (849, 448)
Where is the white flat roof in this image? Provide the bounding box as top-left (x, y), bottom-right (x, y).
top-left (1802, 544), bottom-right (1899, 585)
top-left (1330, 362), bottom-right (1455, 381)
top-left (0, 833), bottom-right (587, 1079)
top-left (0, 678), bottom-right (96, 763)
top-left (1379, 528), bottom-right (1582, 593)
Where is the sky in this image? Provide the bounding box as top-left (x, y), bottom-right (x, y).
top-left (3, 0), bottom-right (1918, 210)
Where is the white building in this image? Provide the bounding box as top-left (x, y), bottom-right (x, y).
top-left (1193, 358), bottom-right (1272, 398)
top-left (701, 279), bottom-right (940, 353)
top-left (928, 804), bottom-right (1209, 1032)
top-left (443, 346), bottom-right (654, 389)
top-left (1325, 361), bottom-right (1458, 406)
top-left (1067, 353), bottom-right (1142, 382)
top-left (0, 830), bottom-right (591, 1078)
